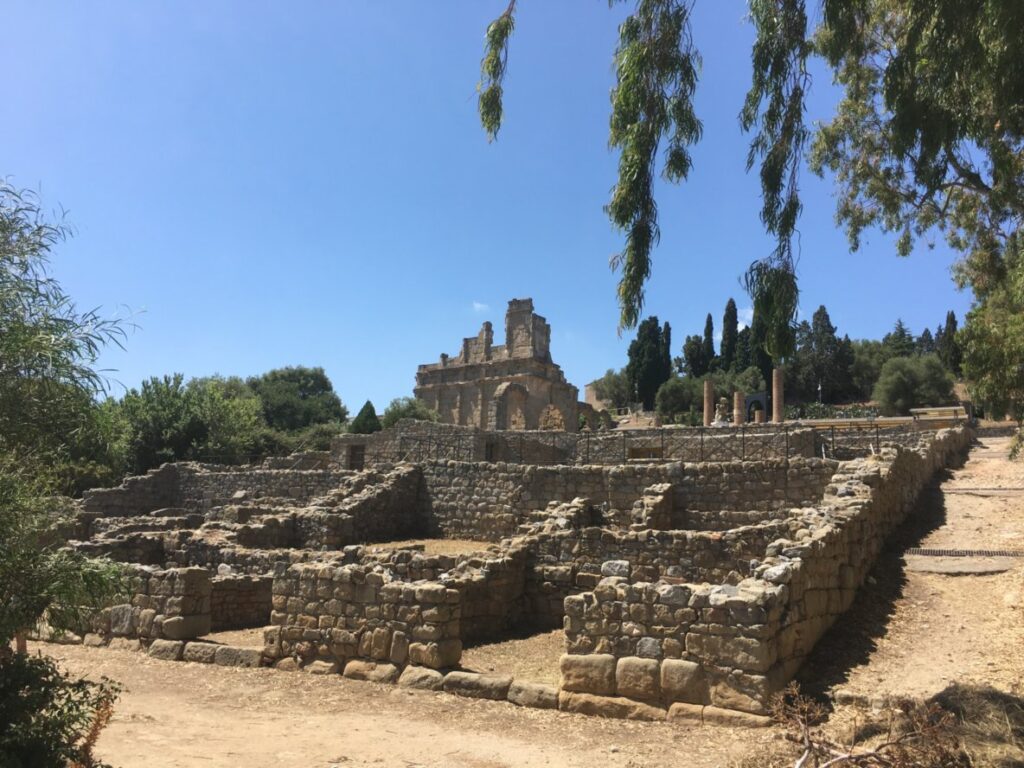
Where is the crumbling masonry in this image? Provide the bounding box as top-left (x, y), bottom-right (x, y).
top-left (58, 421), bottom-right (972, 724)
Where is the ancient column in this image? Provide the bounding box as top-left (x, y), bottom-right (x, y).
top-left (754, 408), bottom-right (765, 424)
top-left (772, 367), bottom-right (785, 422)
top-left (733, 391), bottom-right (745, 425)
top-left (703, 379), bottom-right (714, 427)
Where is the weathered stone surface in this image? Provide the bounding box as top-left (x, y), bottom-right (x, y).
top-left (213, 646), bottom-right (262, 667)
top-left (182, 642), bottom-right (218, 663)
top-left (560, 654), bottom-right (616, 695)
top-left (667, 702), bottom-right (770, 728)
top-left (558, 691), bottom-right (666, 721)
top-left (660, 659), bottom-right (708, 704)
top-left (615, 657), bottom-right (660, 701)
top-left (398, 666), bottom-right (444, 690)
top-left (108, 637), bottom-right (141, 652)
top-left (109, 605), bottom-right (136, 637)
top-left (408, 640), bottom-right (461, 670)
top-left (304, 660), bottom-right (340, 675)
top-left (83, 633), bottom-right (106, 648)
top-left (343, 660), bottom-right (400, 684)
top-left (148, 639), bottom-right (184, 661)
top-left (507, 681), bottom-right (558, 709)
top-left (274, 657), bottom-right (300, 672)
top-left (442, 671), bottom-right (512, 701)
top-left (161, 614), bottom-right (212, 641)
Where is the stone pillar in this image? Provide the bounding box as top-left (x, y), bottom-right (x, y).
top-left (772, 367), bottom-right (785, 422)
top-left (754, 408), bottom-right (765, 424)
top-left (702, 380), bottom-right (714, 427)
top-left (733, 391), bottom-right (745, 425)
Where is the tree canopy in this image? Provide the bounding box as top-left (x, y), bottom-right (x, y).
top-left (477, 0), bottom-right (1024, 412)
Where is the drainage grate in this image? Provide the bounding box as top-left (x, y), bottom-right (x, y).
top-left (906, 547), bottom-right (1024, 558)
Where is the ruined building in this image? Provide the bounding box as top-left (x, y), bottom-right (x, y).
top-left (413, 298), bottom-right (579, 432)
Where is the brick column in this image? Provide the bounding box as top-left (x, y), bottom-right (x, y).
top-left (772, 367), bottom-right (785, 423)
top-left (733, 391), bottom-right (745, 425)
top-left (703, 380), bottom-right (714, 427)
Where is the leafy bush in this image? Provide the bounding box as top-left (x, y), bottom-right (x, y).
top-left (349, 400), bottom-right (382, 434)
top-left (655, 377), bottom-right (700, 421)
top-left (246, 366), bottom-right (347, 431)
top-left (381, 397), bottom-right (439, 429)
top-left (872, 355), bottom-right (955, 415)
top-left (0, 653), bottom-right (118, 768)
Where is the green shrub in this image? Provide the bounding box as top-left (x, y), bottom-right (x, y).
top-left (349, 400), bottom-right (382, 434)
top-left (872, 355), bottom-right (955, 415)
top-left (381, 397), bottom-right (439, 429)
top-left (655, 377), bottom-right (700, 421)
top-left (0, 653), bottom-right (118, 768)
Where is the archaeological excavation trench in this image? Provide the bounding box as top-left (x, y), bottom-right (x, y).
top-left (51, 420), bottom-right (973, 724)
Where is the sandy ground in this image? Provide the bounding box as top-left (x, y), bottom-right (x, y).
top-left (364, 539), bottom-right (499, 556)
top-left (799, 436), bottom-right (1024, 701)
top-left (38, 642), bottom-right (765, 768)
top-left (460, 630), bottom-right (565, 687)
top-left (33, 436), bottom-right (1024, 766)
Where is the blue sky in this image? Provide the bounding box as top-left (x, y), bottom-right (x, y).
top-left (3, 2), bottom-right (972, 410)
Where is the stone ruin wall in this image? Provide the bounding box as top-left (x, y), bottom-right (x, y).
top-left (63, 423), bottom-right (972, 723)
top-left (558, 425), bottom-right (972, 716)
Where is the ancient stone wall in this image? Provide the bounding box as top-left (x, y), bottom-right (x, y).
top-left (94, 566), bottom-right (212, 642)
top-left (558, 426), bottom-right (972, 716)
top-left (418, 458), bottom-right (837, 541)
top-left (210, 575), bottom-right (273, 631)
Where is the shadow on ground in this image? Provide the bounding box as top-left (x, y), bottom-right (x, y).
top-left (794, 471), bottom-right (954, 700)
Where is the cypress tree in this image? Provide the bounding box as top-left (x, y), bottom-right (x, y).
top-left (349, 400), bottom-right (382, 434)
top-left (702, 313), bottom-right (715, 370)
top-left (721, 299), bottom-right (738, 371)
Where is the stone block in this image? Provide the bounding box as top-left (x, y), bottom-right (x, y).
top-left (108, 637), bottom-right (141, 652)
top-left (390, 631), bottom-right (409, 665)
top-left (408, 640), bottom-right (461, 669)
top-left (667, 702), bottom-right (770, 728)
top-left (507, 681), bottom-right (558, 709)
top-left (148, 639), bottom-right (184, 661)
top-left (275, 657), bottom-right (300, 672)
top-left (83, 633), bottom-right (107, 648)
top-left (182, 642), bottom-right (218, 664)
top-left (398, 666), bottom-right (445, 690)
top-left (615, 657), bottom-right (660, 701)
top-left (660, 659), bottom-right (708, 704)
top-left (213, 646), bottom-right (262, 667)
top-left (304, 660), bottom-right (340, 675)
top-left (161, 614), bottom-right (211, 641)
top-left (442, 671), bottom-right (512, 701)
top-left (558, 691), bottom-right (666, 721)
top-left (560, 654), bottom-right (616, 695)
top-left (109, 604), bottom-right (136, 637)
top-left (343, 660), bottom-right (400, 684)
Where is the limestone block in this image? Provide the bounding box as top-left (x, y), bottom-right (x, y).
top-left (304, 660), bottom-right (340, 675)
top-left (161, 614), bottom-right (211, 641)
top-left (275, 657), bottom-right (300, 672)
top-left (442, 671), bottom-right (512, 701)
top-left (342, 660), bottom-right (400, 684)
top-left (560, 653), bottom-right (616, 695)
top-left (109, 604), bottom-right (136, 637)
top-left (557, 691), bottom-right (666, 721)
top-left (507, 681), bottom-right (558, 709)
top-left (668, 702), bottom-right (770, 728)
top-left (83, 633), bottom-right (107, 648)
top-left (390, 631), bottom-right (409, 665)
top-left (213, 646), bottom-right (262, 668)
top-left (148, 639), bottom-right (184, 661)
top-left (615, 657), bottom-right (660, 701)
top-left (407, 640), bottom-right (461, 669)
top-left (180, 642), bottom-right (217, 663)
top-left (107, 637), bottom-right (141, 652)
top-left (660, 659), bottom-right (708, 704)
top-left (397, 666), bottom-right (444, 690)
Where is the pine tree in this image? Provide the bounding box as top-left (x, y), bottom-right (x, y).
top-left (882, 319), bottom-right (916, 358)
top-left (917, 327), bottom-right (935, 355)
top-left (721, 299), bottom-right (738, 371)
top-left (937, 310), bottom-right (962, 375)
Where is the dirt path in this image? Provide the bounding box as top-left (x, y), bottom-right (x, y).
top-left (39, 643), bottom-right (766, 768)
top-left (800, 436), bottom-right (1024, 702)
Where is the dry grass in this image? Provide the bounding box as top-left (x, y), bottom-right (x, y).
top-left (200, 627), bottom-right (265, 648)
